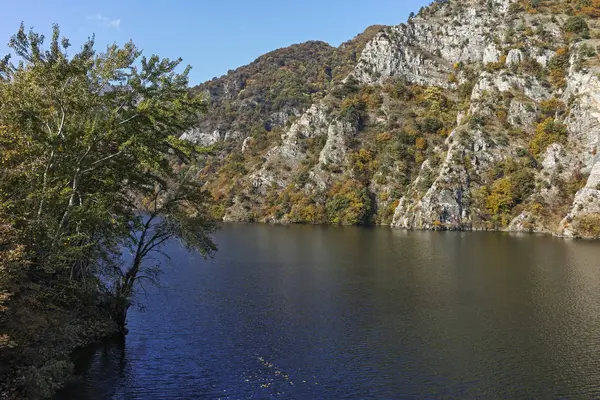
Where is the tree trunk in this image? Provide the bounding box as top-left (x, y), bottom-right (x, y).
top-left (113, 290), bottom-right (131, 335)
top-left (113, 258), bottom-right (140, 335)
top-left (54, 167), bottom-right (80, 244)
top-left (112, 215), bottom-right (152, 334)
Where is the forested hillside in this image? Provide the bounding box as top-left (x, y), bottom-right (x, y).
top-left (188, 0), bottom-right (600, 238)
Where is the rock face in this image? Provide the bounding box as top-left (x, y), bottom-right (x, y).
top-left (559, 162), bottom-right (600, 238)
top-left (191, 0), bottom-right (600, 238)
top-left (355, 1), bottom-right (508, 87)
top-left (393, 126), bottom-right (508, 230)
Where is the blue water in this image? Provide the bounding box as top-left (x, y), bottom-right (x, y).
top-left (58, 224), bottom-right (600, 399)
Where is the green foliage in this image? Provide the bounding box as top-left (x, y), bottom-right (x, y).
top-left (420, 117), bottom-right (444, 134)
top-left (339, 94), bottom-right (367, 128)
top-left (0, 23), bottom-right (215, 274)
top-left (0, 218), bottom-right (120, 398)
top-left (385, 79), bottom-right (414, 101)
top-left (563, 16), bottom-right (590, 38)
top-left (477, 157), bottom-right (536, 228)
top-left (529, 118), bottom-right (568, 156)
top-left (0, 24), bottom-right (216, 397)
top-left (326, 180), bottom-right (372, 225)
top-left (574, 214), bottom-right (600, 237)
top-left (331, 75), bottom-right (361, 98)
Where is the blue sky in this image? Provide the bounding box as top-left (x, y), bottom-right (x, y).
top-left (0, 0), bottom-right (431, 85)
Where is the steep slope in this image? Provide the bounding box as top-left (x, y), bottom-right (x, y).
top-left (190, 0), bottom-right (600, 238)
top-left (382, 0), bottom-right (600, 237)
top-left (185, 26), bottom-right (384, 145)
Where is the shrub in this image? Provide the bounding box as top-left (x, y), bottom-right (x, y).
top-left (339, 95), bottom-right (367, 129)
top-left (420, 117), bottom-right (444, 134)
top-left (325, 180), bottom-right (372, 225)
top-left (564, 16), bottom-right (590, 39)
top-left (539, 98), bottom-right (566, 119)
top-left (486, 177), bottom-right (514, 216)
top-left (376, 132), bottom-right (392, 142)
top-left (510, 169), bottom-right (535, 203)
top-left (573, 214), bottom-right (600, 238)
top-left (548, 47), bottom-right (570, 88)
top-left (351, 148), bottom-right (377, 183)
top-left (529, 118), bottom-right (568, 156)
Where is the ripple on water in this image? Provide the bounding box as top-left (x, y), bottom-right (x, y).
top-left (57, 226), bottom-right (600, 399)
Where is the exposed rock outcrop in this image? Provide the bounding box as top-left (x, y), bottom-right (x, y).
top-left (191, 0), bottom-right (600, 238)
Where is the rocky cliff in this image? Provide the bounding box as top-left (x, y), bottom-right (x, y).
top-left (189, 0), bottom-right (600, 239)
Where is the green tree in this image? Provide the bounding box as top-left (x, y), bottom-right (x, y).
top-left (0, 24), bottom-right (216, 332)
top-left (325, 179), bottom-right (372, 225)
top-left (564, 16), bottom-right (590, 39)
top-left (529, 118), bottom-right (567, 157)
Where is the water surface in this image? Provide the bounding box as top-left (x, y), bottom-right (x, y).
top-left (58, 224), bottom-right (600, 399)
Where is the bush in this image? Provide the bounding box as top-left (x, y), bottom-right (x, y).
top-left (351, 148), bottom-right (377, 183)
top-left (325, 180), bottom-right (372, 225)
top-left (420, 117), bottom-right (444, 134)
top-left (529, 118), bottom-right (568, 157)
top-left (510, 169), bottom-right (535, 203)
top-left (548, 47), bottom-right (570, 88)
top-left (339, 95), bottom-right (367, 129)
top-left (564, 16), bottom-right (590, 39)
top-left (575, 214), bottom-right (600, 238)
top-left (539, 98), bottom-right (566, 119)
top-left (331, 75), bottom-right (361, 98)
top-left (486, 177), bottom-right (514, 216)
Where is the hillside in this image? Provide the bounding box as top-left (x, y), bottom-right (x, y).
top-left (189, 0), bottom-right (600, 238)
top-left (185, 25), bottom-right (384, 145)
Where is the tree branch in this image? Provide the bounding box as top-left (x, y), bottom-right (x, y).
top-left (119, 114), bottom-right (139, 125)
top-left (57, 105), bottom-right (66, 139)
top-left (140, 233), bottom-right (173, 259)
top-left (81, 151), bottom-right (123, 174)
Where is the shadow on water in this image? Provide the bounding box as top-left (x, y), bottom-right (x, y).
top-left (56, 336), bottom-right (128, 400)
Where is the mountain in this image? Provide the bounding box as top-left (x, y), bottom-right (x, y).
top-left (185, 26), bottom-right (384, 145)
top-left (187, 0), bottom-right (600, 239)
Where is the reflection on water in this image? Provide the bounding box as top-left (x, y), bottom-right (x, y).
top-left (58, 225), bottom-right (600, 399)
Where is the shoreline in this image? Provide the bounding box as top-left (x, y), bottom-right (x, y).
top-left (219, 219), bottom-right (595, 240)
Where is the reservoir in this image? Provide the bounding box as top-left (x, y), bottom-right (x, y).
top-left (58, 224), bottom-right (600, 399)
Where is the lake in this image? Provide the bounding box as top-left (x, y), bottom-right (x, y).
top-left (57, 224), bottom-right (600, 399)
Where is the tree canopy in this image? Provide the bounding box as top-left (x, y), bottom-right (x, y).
top-left (0, 24), bottom-right (216, 395)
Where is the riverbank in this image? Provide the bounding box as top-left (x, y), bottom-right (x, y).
top-left (0, 276), bottom-right (120, 399)
top-left (221, 218), bottom-right (600, 240)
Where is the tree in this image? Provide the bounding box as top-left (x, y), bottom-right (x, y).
top-left (0, 24), bottom-right (216, 332)
top-left (107, 175), bottom-right (216, 329)
top-left (564, 15), bottom-right (590, 38)
top-left (325, 179), bottom-right (372, 225)
top-left (486, 177), bottom-right (514, 225)
top-left (529, 118), bottom-right (567, 157)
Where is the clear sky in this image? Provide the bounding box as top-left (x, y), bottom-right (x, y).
top-left (0, 0), bottom-right (432, 85)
